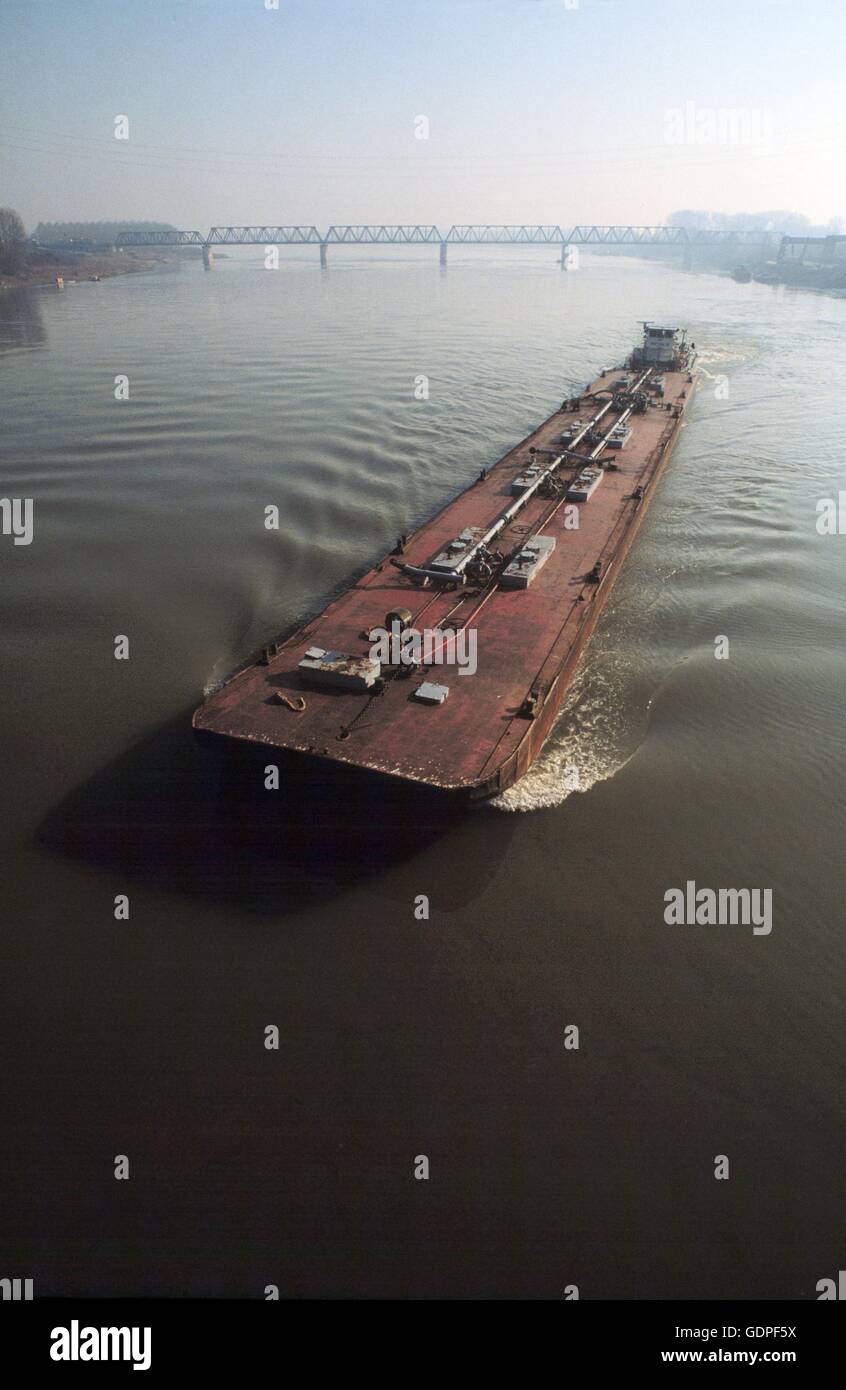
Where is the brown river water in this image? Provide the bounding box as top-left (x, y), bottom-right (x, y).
top-left (1, 250), bottom-right (844, 1297)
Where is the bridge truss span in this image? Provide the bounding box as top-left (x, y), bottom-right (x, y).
top-left (116, 229), bottom-right (205, 247)
top-left (206, 226), bottom-right (323, 245)
top-left (106, 221), bottom-right (778, 264)
top-left (325, 224), bottom-right (441, 244)
top-left (445, 225), bottom-right (566, 244)
top-left (567, 224), bottom-right (685, 246)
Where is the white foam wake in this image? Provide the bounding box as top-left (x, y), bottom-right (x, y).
top-left (491, 656), bottom-right (647, 812)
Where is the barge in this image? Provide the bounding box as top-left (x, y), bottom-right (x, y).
top-left (193, 324), bottom-right (697, 802)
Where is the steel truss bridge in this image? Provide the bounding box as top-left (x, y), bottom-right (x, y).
top-left (103, 223), bottom-right (778, 265)
top-left (777, 233), bottom-right (846, 263)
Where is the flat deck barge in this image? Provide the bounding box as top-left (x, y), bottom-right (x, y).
top-left (193, 325), bottom-right (697, 801)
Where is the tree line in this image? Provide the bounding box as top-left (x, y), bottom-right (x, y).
top-left (0, 208), bottom-right (26, 272)
top-left (1, 212), bottom-right (183, 272)
top-left (32, 220), bottom-right (177, 244)
top-left (668, 209), bottom-right (843, 236)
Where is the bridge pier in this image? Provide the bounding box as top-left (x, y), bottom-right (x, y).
top-left (560, 243), bottom-right (570, 269)
top-left (202, 244), bottom-right (215, 269)
top-left (319, 242), bottom-right (328, 268)
top-left (682, 246), bottom-right (693, 271)
top-left (439, 241), bottom-right (447, 267)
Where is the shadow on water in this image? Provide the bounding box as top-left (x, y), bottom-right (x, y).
top-left (36, 709), bottom-right (517, 915)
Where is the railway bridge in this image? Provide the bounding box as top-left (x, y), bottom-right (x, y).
top-left (98, 223), bottom-right (776, 267)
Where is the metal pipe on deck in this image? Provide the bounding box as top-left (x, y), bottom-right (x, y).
top-left (588, 402), bottom-right (635, 458)
top-left (457, 367), bottom-right (650, 562)
top-left (397, 367), bottom-right (650, 585)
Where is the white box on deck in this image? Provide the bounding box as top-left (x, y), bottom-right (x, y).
top-left (298, 650), bottom-right (381, 691)
top-left (567, 468), bottom-right (604, 502)
top-left (500, 535), bottom-right (556, 588)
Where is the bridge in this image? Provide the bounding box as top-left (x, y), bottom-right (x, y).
top-left (777, 233), bottom-right (846, 264)
top-left (102, 223), bottom-right (776, 267)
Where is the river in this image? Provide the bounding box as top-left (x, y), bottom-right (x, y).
top-left (1, 249), bottom-right (844, 1297)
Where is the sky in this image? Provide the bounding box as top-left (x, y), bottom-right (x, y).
top-left (1, 0), bottom-right (844, 234)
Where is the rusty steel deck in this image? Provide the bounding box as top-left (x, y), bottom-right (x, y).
top-left (194, 351), bottom-right (695, 800)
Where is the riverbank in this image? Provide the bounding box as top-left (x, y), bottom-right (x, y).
top-left (747, 260), bottom-right (846, 294)
top-left (593, 245), bottom-right (846, 299)
top-left (0, 246), bottom-right (189, 290)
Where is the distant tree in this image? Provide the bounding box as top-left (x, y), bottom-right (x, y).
top-left (32, 220), bottom-right (177, 245)
top-left (668, 208), bottom-right (822, 236)
top-left (668, 210), bottom-right (714, 229)
top-left (0, 207), bottom-right (26, 273)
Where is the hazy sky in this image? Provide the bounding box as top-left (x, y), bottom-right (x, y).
top-left (1, 0), bottom-right (843, 232)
